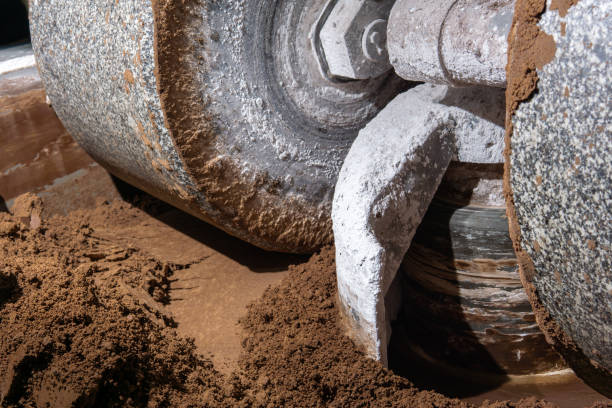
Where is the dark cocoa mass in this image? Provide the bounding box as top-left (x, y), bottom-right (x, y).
top-left (0, 271), bottom-right (18, 305)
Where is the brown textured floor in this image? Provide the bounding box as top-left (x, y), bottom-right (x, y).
top-left (0, 171), bottom-right (608, 406)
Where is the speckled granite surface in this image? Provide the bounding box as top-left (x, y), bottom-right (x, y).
top-left (510, 0), bottom-right (611, 371)
top-left (29, 0), bottom-right (201, 209)
top-left (28, 0), bottom-right (309, 251)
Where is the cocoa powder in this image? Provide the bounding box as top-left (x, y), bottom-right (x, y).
top-left (238, 247), bottom-right (565, 407)
top-left (0, 196), bottom-right (570, 407)
top-left (0, 201), bottom-right (234, 407)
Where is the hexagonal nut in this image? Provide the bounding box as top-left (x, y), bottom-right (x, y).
top-left (319, 0), bottom-right (394, 80)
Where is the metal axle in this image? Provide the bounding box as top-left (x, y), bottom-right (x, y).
top-left (387, 0), bottom-right (514, 87)
top-left (316, 0), bottom-right (514, 86)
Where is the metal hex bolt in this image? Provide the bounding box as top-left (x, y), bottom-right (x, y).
top-left (319, 0), bottom-right (394, 80)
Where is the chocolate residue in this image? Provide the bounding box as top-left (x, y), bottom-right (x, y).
top-left (0, 86), bottom-right (94, 203)
top-left (150, 0), bottom-right (332, 254)
top-left (504, 0), bottom-right (612, 398)
top-left (533, 32), bottom-right (556, 70)
top-left (124, 68), bottom-right (135, 85)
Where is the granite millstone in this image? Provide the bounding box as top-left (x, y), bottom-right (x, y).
top-left (509, 0), bottom-right (611, 377)
top-left (29, 0), bottom-right (203, 222)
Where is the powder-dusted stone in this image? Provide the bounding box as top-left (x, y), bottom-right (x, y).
top-left (388, 0), bottom-right (513, 87)
top-left (508, 0), bottom-right (611, 390)
top-left (333, 84), bottom-right (505, 364)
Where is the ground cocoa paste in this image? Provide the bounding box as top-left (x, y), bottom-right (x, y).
top-left (0, 196), bottom-right (607, 407)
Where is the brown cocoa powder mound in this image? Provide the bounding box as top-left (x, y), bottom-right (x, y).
top-left (480, 397), bottom-right (557, 408)
top-left (10, 193), bottom-right (43, 230)
top-left (0, 197), bottom-right (558, 407)
top-left (237, 247), bottom-right (555, 408)
top-left (549, 0), bottom-right (580, 17)
top-left (0, 203), bottom-right (235, 407)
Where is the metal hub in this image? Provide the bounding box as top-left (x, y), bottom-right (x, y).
top-left (258, 0), bottom-right (404, 135)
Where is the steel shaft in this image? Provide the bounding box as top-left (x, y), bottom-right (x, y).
top-left (387, 0), bottom-right (514, 87)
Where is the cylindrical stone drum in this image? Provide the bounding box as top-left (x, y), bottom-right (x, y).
top-left (505, 0), bottom-right (611, 396)
top-left (29, 0), bottom-right (404, 254)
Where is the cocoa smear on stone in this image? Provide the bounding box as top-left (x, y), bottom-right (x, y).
top-left (503, 0), bottom-right (611, 398)
top-left (0, 195), bottom-right (602, 407)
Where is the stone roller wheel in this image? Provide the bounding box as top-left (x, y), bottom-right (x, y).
top-left (29, 0), bottom-right (405, 253)
top-left (505, 0), bottom-right (611, 397)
